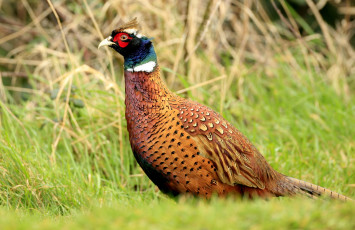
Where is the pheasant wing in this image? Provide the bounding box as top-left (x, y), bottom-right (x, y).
top-left (174, 100), bottom-right (277, 189)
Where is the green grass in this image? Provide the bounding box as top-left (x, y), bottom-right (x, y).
top-left (1, 0), bottom-right (355, 229)
top-left (1, 198), bottom-right (355, 230)
top-left (1, 61), bottom-right (354, 228)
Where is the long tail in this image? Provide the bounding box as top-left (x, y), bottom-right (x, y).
top-left (285, 177), bottom-right (353, 201)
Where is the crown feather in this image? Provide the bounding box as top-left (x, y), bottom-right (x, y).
top-left (114, 18), bottom-right (140, 33)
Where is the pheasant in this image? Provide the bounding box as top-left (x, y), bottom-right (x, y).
top-left (98, 18), bottom-right (352, 201)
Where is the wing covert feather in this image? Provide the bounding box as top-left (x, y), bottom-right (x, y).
top-left (170, 99), bottom-right (278, 189)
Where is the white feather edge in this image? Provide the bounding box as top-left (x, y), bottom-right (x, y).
top-left (126, 61), bottom-right (156, 72)
top-left (123, 29), bottom-right (144, 38)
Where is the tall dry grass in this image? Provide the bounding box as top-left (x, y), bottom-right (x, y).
top-left (1, 1), bottom-right (354, 90)
top-left (0, 0), bottom-right (354, 173)
top-left (0, 1), bottom-right (354, 214)
top-left (0, 0), bottom-right (355, 144)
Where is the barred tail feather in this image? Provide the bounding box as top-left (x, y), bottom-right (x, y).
top-left (286, 177), bottom-right (353, 201)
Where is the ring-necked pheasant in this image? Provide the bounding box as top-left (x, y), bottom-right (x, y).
top-left (99, 18), bottom-right (352, 201)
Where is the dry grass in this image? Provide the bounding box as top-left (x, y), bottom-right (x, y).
top-left (1, 0), bottom-right (354, 154)
top-left (0, 0), bottom-right (354, 223)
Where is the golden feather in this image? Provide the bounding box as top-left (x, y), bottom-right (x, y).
top-left (114, 18), bottom-right (141, 33)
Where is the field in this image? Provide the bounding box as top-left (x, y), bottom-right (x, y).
top-left (0, 0), bottom-right (354, 229)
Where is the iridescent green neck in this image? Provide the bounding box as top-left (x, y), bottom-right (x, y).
top-left (124, 40), bottom-right (157, 72)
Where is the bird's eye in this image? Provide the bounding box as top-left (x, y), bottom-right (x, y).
top-left (121, 34), bottom-right (128, 40)
top-left (112, 32), bottom-right (131, 47)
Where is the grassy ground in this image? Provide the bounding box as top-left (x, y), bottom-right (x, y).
top-left (0, 198), bottom-right (355, 230)
top-left (1, 0), bottom-right (354, 229)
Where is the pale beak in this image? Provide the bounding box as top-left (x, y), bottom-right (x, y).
top-left (98, 36), bottom-right (115, 49)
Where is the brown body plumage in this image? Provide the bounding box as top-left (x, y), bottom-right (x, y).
top-left (99, 19), bottom-right (352, 201)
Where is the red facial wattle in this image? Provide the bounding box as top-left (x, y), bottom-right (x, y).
top-left (113, 32), bottom-right (132, 48)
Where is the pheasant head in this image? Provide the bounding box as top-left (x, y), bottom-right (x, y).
top-left (98, 18), bottom-right (157, 72)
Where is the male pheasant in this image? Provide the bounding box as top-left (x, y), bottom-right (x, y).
top-left (99, 18), bottom-right (352, 201)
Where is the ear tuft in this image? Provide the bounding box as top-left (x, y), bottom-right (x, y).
top-left (115, 18), bottom-right (140, 33)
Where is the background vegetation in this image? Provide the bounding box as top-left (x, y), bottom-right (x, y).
top-left (0, 0), bottom-right (354, 229)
